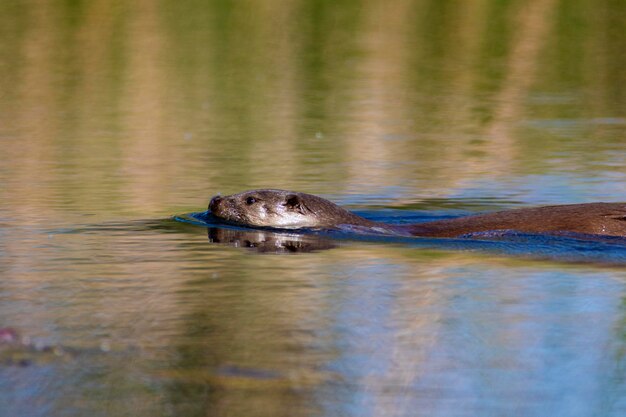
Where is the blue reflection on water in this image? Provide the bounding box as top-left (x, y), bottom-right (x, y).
top-left (178, 210), bottom-right (626, 265)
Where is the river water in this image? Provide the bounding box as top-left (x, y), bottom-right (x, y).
top-left (1, 1), bottom-right (625, 416)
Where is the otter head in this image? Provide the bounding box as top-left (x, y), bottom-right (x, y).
top-left (208, 189), bottom-right (369, 229)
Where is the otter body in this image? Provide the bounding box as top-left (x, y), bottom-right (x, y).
top-left (209, 189), bottom-right (626, 238)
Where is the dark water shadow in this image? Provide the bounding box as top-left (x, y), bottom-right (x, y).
top-left (173, 211), bottom-right (626, 266)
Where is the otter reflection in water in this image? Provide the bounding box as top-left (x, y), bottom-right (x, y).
top-left (207, 227), bottom-right (336, 253)
top-left (209, 189), bottom-right (626, 238)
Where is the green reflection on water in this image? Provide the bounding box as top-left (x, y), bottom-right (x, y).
top-left (0, 0), bottom-right (624, 216)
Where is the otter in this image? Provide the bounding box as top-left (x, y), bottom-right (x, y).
top-left (208, 189), bottom-right (626, 238)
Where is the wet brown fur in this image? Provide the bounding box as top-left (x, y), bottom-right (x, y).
top-left (404, 203), bottom-right (626, 237)
top-left (209, 190), bottom-right (626, 238)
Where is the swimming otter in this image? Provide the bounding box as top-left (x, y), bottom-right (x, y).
top-left (208, 189), bottom-right (626, 238)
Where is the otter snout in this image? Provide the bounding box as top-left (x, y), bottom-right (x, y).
top-left (209, 195), bottom-right (223, 213)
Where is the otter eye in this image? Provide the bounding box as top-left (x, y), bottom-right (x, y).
top-left (246, 197), bottom-right (257, 205)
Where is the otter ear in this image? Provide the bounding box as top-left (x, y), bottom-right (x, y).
top-left (284, 194), bottom-right (305, 213)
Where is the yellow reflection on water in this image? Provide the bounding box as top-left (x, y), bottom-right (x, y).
top-left (1, 0), bottom-right (624, 219)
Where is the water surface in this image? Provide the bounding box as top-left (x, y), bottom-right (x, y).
top-left (1, 1), bottom-right (625, 416)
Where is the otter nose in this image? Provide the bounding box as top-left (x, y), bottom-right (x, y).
top-left (209, 196), bottom-right (222, 212)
